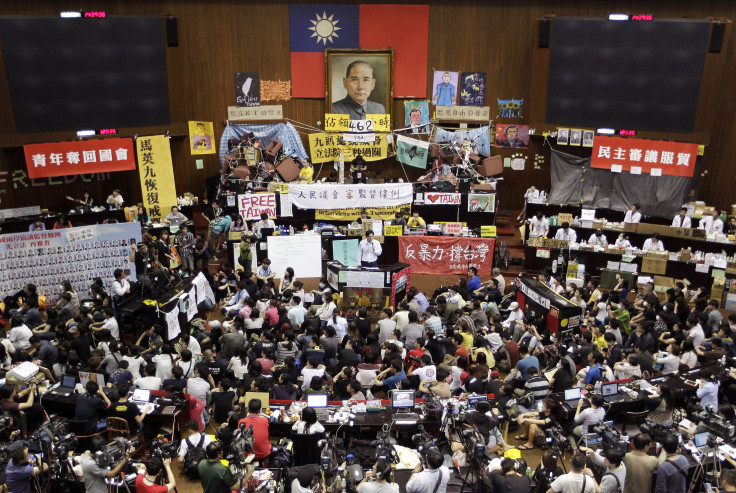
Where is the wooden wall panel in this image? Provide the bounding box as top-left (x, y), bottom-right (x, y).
top-left (0, 0), bottom-right (735, 213)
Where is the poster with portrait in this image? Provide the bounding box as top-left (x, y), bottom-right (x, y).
top-left (404, 100), bottom-right (430, 133)
top-left (496, 99), bottom-right (524, 118)
top-left (494, 124), bottom-right (529, 149)
top-left (432, 70), bottom-right (458, 107)
top-left (460, 73), bottom-right (486, 106)
top-left (234, 72), bottom-right (261, 107)
top-left (188, 121), bottom-right (216, 155)
top-left (326, 49), bottom-right (393, 121)
top-left (582, 130), bottom-right (595, 147)
top-left (468, 194), bottom-right (496, 213)
top-left (557, 129), bottom-right (569, 145)
top-left (570, 129), bottom-right (582, 146)
top-left (0, 222), bottom-right (141, 304)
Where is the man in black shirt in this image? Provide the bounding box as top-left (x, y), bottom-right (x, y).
top-left (108, 383), bottom-right (144, 433)
top-left (336, 339), bottom-right (361, 373)
top-left (131, 243), bottom-right (167, 289)
top-left (75, 381), bottom-right (111, 433)
top-left (605, 333), bottom-right (622, 367)
top-left (70, 325), bottom-right (93, 366)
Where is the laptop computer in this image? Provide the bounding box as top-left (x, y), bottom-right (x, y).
top-left (694, 432), bottom-right (711, 452)
top-left (467, 395), bottom-right (488, 410)
top-left (564, 387), bottom-right (582, 402)
top-left (306, 393), bottom-right (330, 420)
top-left (54, 375), bottom-right (77, 395)
top-left (601, 382), bottom-right (624, 403)
top-left (130, 389), bottom-right (151, 404)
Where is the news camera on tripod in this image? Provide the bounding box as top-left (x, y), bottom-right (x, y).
top-left (79, 435), bottom-right (136, 493)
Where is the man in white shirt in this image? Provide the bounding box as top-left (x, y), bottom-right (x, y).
top-left (177, 420), bottom-right (212, 463)
top-left (253, 212), bottom-right (276, 237)
top-left (614, 233), bottom-right (631, 248)
top-left (642, 233), bottom-right (664, 251)
top-left (90, 308), bottom-right (120, 339)
top-left (493, 267), bottom-right (506, 294)
top-left (502, 301), bottom-right (524, 328)
top-left (134, 363), bottom-right (162, 390)
top-left (529, 212), bottom-right (550, 238)
top-left (517, 185), bottom-right (540, 221)
top-left (687, 317), bottom-right (705, 347)
top-left (358, 230), bottom-right (382, 267)
top-left (547, 452), bottom-right (597, 493)
top-left (405, 449), bottom-right (450, 493)
top-left (179, 333), bottom-right (201, 356)
top-left (587, 229), bottom-right (608, 245)
top-left (408, 355), bottom-right (437, 383)
top-left (8, 317), bottom-right (33, 351)
top-left (287, 296), bottom-right (308, 327)
top-left (671, 207), bottom-right (691, 228)
top-left (112, 269), bottom-right (130, 297)
top-left (623, 204), bottom-right (641, 223)
top-left (554, 222), bottom-right (577, 242)
top-left (699, 210), bottom-right (724, 234)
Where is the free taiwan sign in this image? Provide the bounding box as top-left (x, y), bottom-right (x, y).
top-left (590, 136), bottom-right (698, 177)
top-left (24, 138), bottom-right (135, 179)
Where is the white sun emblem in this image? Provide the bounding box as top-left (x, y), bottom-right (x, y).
top-left (308, 12), bottom-right (341, 45)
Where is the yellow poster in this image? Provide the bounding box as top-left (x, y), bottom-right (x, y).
top-left (308, 132), bottom-right (389, 163)
top-left (324, 114), bottom-right (391, 132)
top-left (188, 121), bottom-right (216, 155)
top-left (136, 135), bottom-right (177, 222)
top-left (383, 225), bottom-right (403, 236)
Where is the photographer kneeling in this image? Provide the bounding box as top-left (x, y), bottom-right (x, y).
top-left (5, 444), bottom-right (48, 493)
top-left (463, 401), bottom-right (509, 457)
top-left (80, 436), bottom-right (134, 493)
top-left (136, 457), bottom-right (176, 493)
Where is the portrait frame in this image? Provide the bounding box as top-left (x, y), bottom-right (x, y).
top-left (326, 48), bottom-right (393, 119)
top-left (569, 129), bottom-right (582, 146)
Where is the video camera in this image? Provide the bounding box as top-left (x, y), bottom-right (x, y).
top-left (94, 437), bottom-right (139, 468)
top-left (689, 405), bottom-right (736, 438)
top-left (371, 428), bottom-right (399, 464)
top-left (150, 437), bottom-right (180, 459)
top-left (227, 423), bottom-right (255, 465)
top-left (29, 415), bottom-right (77, 457)
top-left (411, 425), bottom-right (436, 467)
top-left (543, 425), bottom-right (571, 453)
top-left (639, 420), bottom-right (681, 445)
top-left (591, 422), bottom-right (628, 454)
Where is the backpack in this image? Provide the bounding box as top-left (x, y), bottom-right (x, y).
top-left (183, 434), bottom-right (208, 479)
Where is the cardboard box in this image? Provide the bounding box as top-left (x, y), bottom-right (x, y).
top-left (725, 292), bottom-right (736, 311)
top-left (678, 250), bottom-right (692, 263)
top-left (641, 257), bottom-right (667, 275)
top-left (558, 213), bottom-right (573, 225)
top-left (646, 251), bottom-right (669, 260)
top-left (653, 276), bottom-right (675, 292)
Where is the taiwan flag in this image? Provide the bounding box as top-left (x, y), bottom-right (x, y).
top-left (289, 4), bottom-right (429, 99)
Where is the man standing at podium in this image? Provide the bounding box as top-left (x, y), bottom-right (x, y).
top-left (358, 230), bottom-right (382, 268)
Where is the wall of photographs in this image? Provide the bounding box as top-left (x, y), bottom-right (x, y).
top-left (0, 223), bottom-right (142, 304)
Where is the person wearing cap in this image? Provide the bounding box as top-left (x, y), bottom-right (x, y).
top-left (529, 212), bottom-right (549, 238)
top-left (587, 229), bottom-right (608, 246)
top-left (553, 222), bottom-right (577, 242)
top-left (642, 233), bottom-right (664, 251)
top-left (671, 207), bottom-right (691, 228)
top-left (502, 301), bottom-right (524, 328)
top-left (623, 203), bottom-right (641, 223)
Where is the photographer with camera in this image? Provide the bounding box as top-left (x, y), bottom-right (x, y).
top-left (487, 458), bottom-right (532, 493)
top-left (463, 400), bottom-right (509, 457)
top-left (5, 445), bottom-right (48, 493)
top-left (547, 452), bottom-right (596, 493)
top-left (135, 456), bottom-right (176, 493)
top-left (577, 447), bottom-right (626, 493)
top-left (80, 436), bottom-right (133, 493)
top-left (357, 459), bottom-right (399, 493)
top-left (405, 448), bottom-right (449, 493)
top-left (199, 442), bottom-right (245, 493)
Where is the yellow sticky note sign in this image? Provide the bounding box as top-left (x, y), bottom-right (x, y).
top-left (697, 145), bottom-right (705, 156)
top-left (383, 225), bottom-right (403, 236)
top-left (481, 225), bottom-right (497, 237)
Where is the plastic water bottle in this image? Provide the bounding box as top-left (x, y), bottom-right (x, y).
top-left (268, 479), bottom-right (275, 493)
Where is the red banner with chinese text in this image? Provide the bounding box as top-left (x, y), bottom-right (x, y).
top-left (590, 136), bottom-right (698, 177)
top-left (398, 236), bottom-right (495, 276)
top-left (23, 138), bottom-right (136, 179)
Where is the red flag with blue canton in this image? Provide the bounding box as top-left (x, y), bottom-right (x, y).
top-left (289, 4), bottom-right (429, 99)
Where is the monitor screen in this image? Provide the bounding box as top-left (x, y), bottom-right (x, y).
top-left (391, 390), bottom-right (415, 409)
top-left (467, 395), bottom-right (488, 410)
top-left (694, 432), bottom-right (709, 448)
top-left (564, 388), bottom-right (581, 401)
top-left (601, 383), bottom-right (618, 396)
top-left (131, 389), bottom-right (151, 402)
top-left (260, 228), bottom-right (274, 237)
top-left (307, 394), bottom-right (328, 408)
top-left (61, 375), bottom-right (76, 388)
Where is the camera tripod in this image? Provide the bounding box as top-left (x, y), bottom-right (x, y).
top-left (687, 437), bottom-right (721, 493)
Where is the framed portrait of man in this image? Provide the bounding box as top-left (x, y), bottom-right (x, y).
top-left (326, 49), bottom-right (393, 121)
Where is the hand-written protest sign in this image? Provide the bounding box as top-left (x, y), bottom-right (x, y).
top-left (399, 236), bottom-right (495, 275)
top-left (384, 225), bottom-right (404, 236)
top-left (308, 132), bottom-right (388, 163)
top-left (228, 105), bottom-right (283, 121)
top-left (435, 106), bottom-right (490, 121)
top-left (481, 225), bottom-right (497, 237)
top-left (325, 114), bottom-right (391, 132)
top-left (289, 183), bottom-right (412, 210)
top-left (238, 193), bottom-right (277, 220)
top-left (136, 135), bottom-right (177, 222)
top-left (444, 223), bottom-right (463, 235)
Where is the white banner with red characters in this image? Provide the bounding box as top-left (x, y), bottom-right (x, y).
top-left (398, 236), bottom-right (495, 276)
top-left (590, 136), bottom-right (698, 177)
top-left (23, 138), bottom-right (136, 179)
